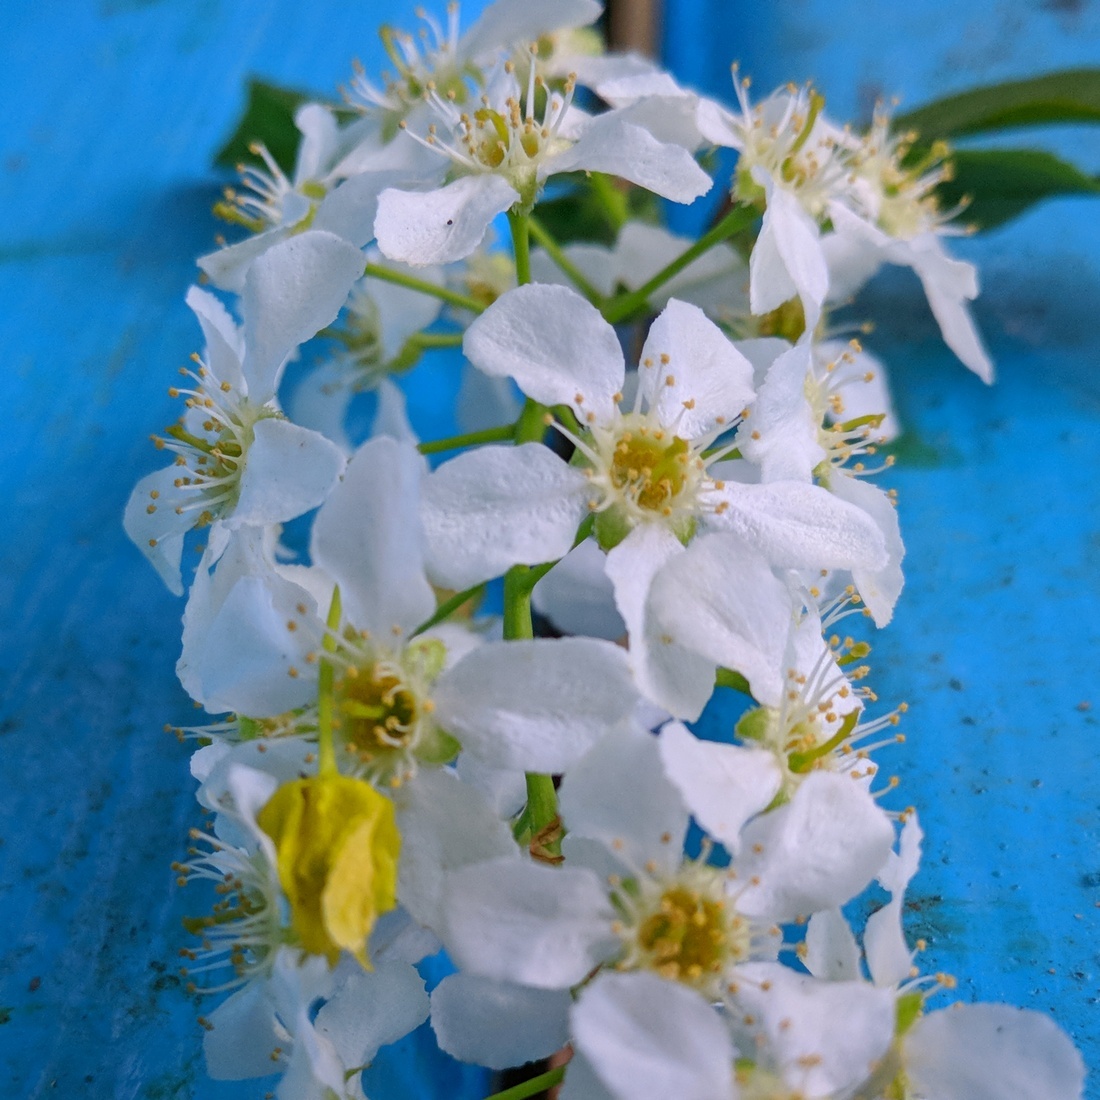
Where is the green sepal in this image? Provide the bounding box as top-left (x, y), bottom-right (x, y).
top-left (715, 667), bottom-right (752, 696)
top-left (594, 506), bottom-right (632, 551)
top-left (895, 990), bottom-right (924, 1036)
top-left (237, 716), bottom-right (262, 741)
top-left (415, 726), bottom-right (461, 767)
top-left (787, 709), bottom-right (860, 774)
top-left (735, 705), bottom-right (771, 742)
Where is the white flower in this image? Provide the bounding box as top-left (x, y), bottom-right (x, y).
top-left (124, 235), bottom-right (362, 593)
top-left (374, 65), bottom-right (711, 264)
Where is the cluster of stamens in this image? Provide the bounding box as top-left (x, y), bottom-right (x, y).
top-left (400, 50), bottom-right (576, 205)
top-left (549, 356), bottom-right (743, 541)
top-left (149, 358), bottom-right (268, 530)
top-left (213, 142), bottom-right (322, 236)
top-left (173, 827), bottom-right (284, 996)
top-left (609, 848), bottom-right (770, 998)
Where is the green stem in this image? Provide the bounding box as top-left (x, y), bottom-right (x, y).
top-left (417, 424), bottom-right (515, 455)
top-left (363, 262), bottom-right (486, 314)
top-left (528, 215), bottom-right (603, 304)
top-left (601, 203), bottom-right (759, 324)
top-left (410, 583), bottom-right (486, 638)
top-left (408, 330), bottom-right (464, 349)
top-left (508, 208), bottom-right (532, 285)
top-left (514, 397), bottom-right (548, 446)
top-left (317, 586), bottom-right (343, 776)
top-left (482, 1067), bottom-right (566, 1100)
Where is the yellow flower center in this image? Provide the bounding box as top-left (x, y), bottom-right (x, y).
top-left (608, 429), bottom-right (691, 513)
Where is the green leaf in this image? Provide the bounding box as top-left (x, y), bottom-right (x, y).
top-left (895, 69), bottom-right (1100, 140)
top-left (214, 78), bottom-right (318, 174)
top-left (534, 173), bottom-right (663, 246)
top-left (939, 148), bottom-right (1100, 230)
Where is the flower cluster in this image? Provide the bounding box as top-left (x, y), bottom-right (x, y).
top-left (128, 2), bottom-right (1084, 1097)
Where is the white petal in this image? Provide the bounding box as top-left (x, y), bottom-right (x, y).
top-left (804, 908), bottom-right (862, 982)
top-left (529, 241), bottom-right (619, 297)
top-left (637, 299), bottom-right (755, 437)
top-left (198, 227), bottom-right (291, 295)
top-left (658, 721), bottom-right (781, 853)
top-left (421, 443), bottom-right (589, 589)
top-left (293, 103), bottom-right (339, 181)
top-left (456, 362), bottom-right (523, 433)
top-left (736, 341), bottom-right (823, 482)
top-left (287, 359), bottom-right (356, 455)
top-left (232, 417), bottom-right (345, 527)
top-left (430, 973), bottom-right (571, 1070)
top-left (735, 961), bottom-right (896, 1097)
top-left (310, 434), bottom-right (434, 637)
top-left (708, 479), bottom-right (889, 571)
top-left (735, 771), bottom-right (895, 922)
top-left (559, 722), bottom-right (688, 876)
top-left (314, 959), bottom-right (428, 1066)
top-left (559, 1051), bottom-right (617, 1100)
top-left (312, 169), bottom-right (408, 248)
top-left (435, 637), bottom-right (639, 773)
top-left (645, 531), bottom-right (791, 708)
top-left (374, 175), bottom-right (519, 265)
top-left (443, 858), bottom-right (617, 988)
top-left (555, 114), bottom-right (712, 204)
top-left (394, 767), bottom-right (518, 933)
top-left (460, 0), bottom-right (601, 61)
top-left (123, 466), bottom-right (194, 595)
top-left (907, 1004), bottom-right (1085, 1100)
top-left (242, 230), bottom-right (366, 402)
top-left (750, 170), bottom-right (827, 324)
top-left (533, 536), bottom-right (624, 640)
top-left (605, 525), bottom-right (717, 721)
top-left (828, 474), bottom-right (904, 626)
top-left (203, 980), bottom-right (281, 1080)
top-left (464, 283), bottom-right (625, 422)
top-left (572, 973), bottom-right (736, 1100)
top-left (186, 285), bottom-right (244, 390)
top-left (864, 815), bottom-right (923, 988)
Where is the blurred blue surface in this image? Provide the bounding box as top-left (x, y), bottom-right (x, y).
top-left (0, 1), bottom-right (1097, 1098)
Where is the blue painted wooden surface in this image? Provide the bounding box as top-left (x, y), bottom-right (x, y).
top-left (1, 1), bottom-right (1097, 1098)
top-left (0, 3), bottom-right (494, 1098)
top-left (667, 2), bottom-right (1100, 1095)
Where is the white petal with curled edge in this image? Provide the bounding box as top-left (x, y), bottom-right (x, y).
top-left (442, 859), bottom-right (617, 989)
top-left (460, 0), bottom-right (601, 62)
top-left (864, 814), bottom-right (922, 988)
top-left (804, 908), bottom-right (862, 982)
top-left (197, 226), bottom-right (291, 295)
top-left (533, 536), bottom-right (624, 641)
top-left (605, 524), bottom-right (717, 721)
top-left (394, 767), bottom-right (518, 933)
top-left (907, 1003), bottom-right (1086, 1100)
top-left (312, 169), bottom-right (410, 248)
top-left (708, 479), bottom-right (888, 572)
top-left (314, 958), bottom-right (428, 1067)
top-left (189, 573), bottom-right (321, 717)
top-left (421, 443), bottom-right (589, 589)
top-left (750, 169), bottom-right (827, 325)
top-left (430, 973), bottom-right (572, 1070)
top-left (242, 229), bottom-right (367, 402)
top-left (658, 721), bottom-right (781, 853)
top-left (637, 299), bottom-right (755, 437)
top-left (186, 286), bottom-right (244, 391)
top-left (310, 434), bottom-right (435, 638)
top-left (735, 961), bottom-right (896, 1097)
top-left (559, 722), bottom-right (688, 876)
top-left (553, 114), bottom-right (712, 204)
top-left (123, 466), bottom-right (196, 596)
top-left (434, 637), bottom-right (639, 774)
top-left (203, 978), bottom-right (281, 1080)
top-left (374, 175), bottom-right (519, 265)
top-left (828, 473), bottom-right (904, 626)
top-left (736, 341), bottom-right (823, 482)
top-left (735, 771), bottom-right (895, 922)
top-left (464, 283), bottom-right (625, 422)
top-left (645, 531), bottom-right (791, 708)
top-left (572, 972), bottom-right (737, 1100)
top-left (231, 417), bottom-right (345, 528)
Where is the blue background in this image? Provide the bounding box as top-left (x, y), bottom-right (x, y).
top-left (0, 1), bottom-right (1097, 1097)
